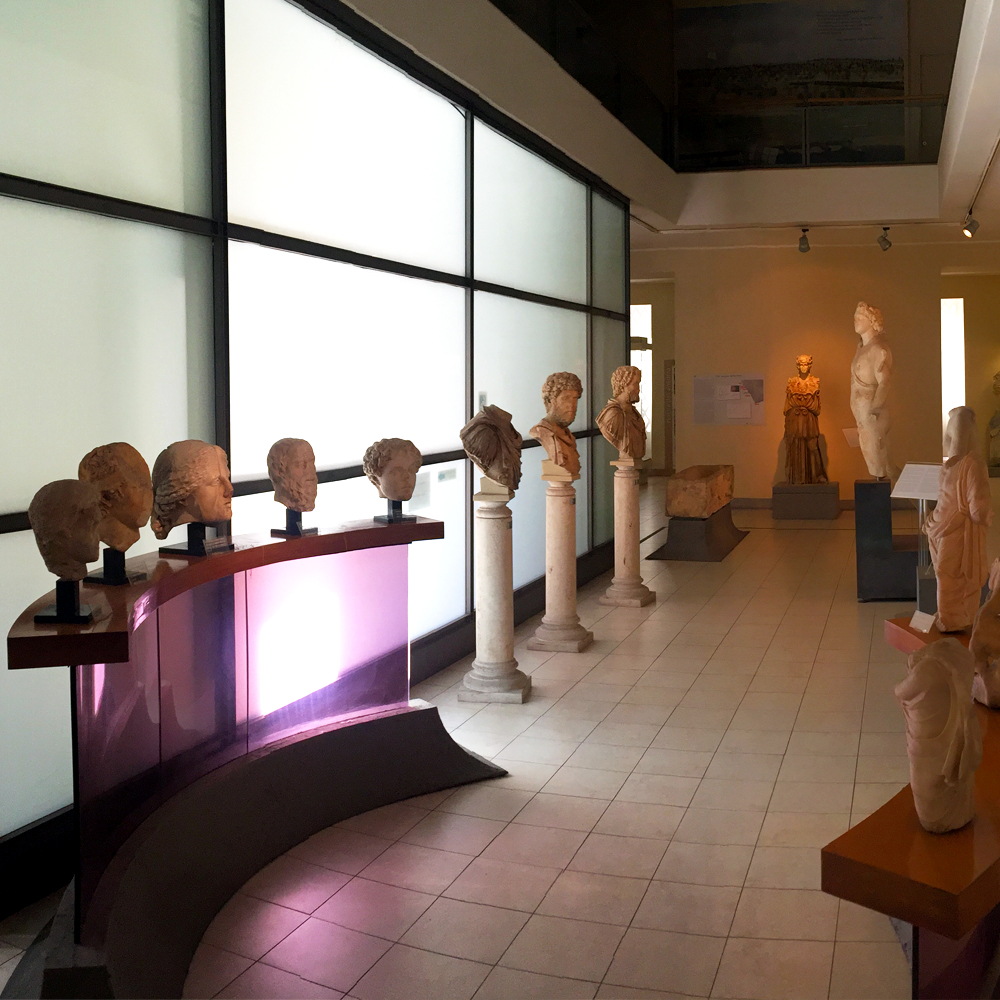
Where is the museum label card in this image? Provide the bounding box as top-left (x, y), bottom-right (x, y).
top-left (891, 463), bottom-right (941, 501)
top-left (909, 610), bottom-right (936, 633)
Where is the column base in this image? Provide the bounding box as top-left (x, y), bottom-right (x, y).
top-left (458, 663), bottom-right (532, 703)
top-left (600, 582), bottom-right (656, 608)
top-left (527, 622), bottom-right (594, 652)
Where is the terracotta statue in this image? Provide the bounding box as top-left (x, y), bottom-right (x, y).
top-left (530, 371), bottom-right (583, 477)
top-left (267, 438), bottom-right (318, 512)
top-left (924, 407), bottom-right (993, 632)
top-left (597, 365), bottom-right (646, 461)
top-left (895, 637), bottom-right (982, 834)
top-left (460, 406), bottom-right (522, 491)
top-left (78, 442), bottom-right (153, 553)
top-left (988, 373), bottom-right (1000, 468)
top-left (850, 302), bottom-right (893, 480)
top-left (150, 441), bottom-right (234, 539)
top-left (362, 438), bottom-right (422, 501)
top-left (971, 559), bottom-right (1000, 708)
top-left (783, 355), bottom-right (828, 484)
top-left (28, 480), bottom-right (102, 581)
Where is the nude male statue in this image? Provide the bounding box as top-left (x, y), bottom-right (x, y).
top-left (850, 301), bottom-right (893, 480)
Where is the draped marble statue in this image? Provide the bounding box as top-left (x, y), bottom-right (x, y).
top-left (924, 407), bottom-right (993, 633)
top-left (597, 365), bottom-right (646, 461)
top-left (849, 302), bottom-right (893, 480)
top-left (971, 559), bottom-right (1000, 708)
top-left (895, 637), bottom-right (982, 834)
top-left (782, 355), bottom-right (828, 484)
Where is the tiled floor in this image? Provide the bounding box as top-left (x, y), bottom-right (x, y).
top-left (184, 484), bottom-right (922, 1000)
top-left (0, 891), bottom-right (61, 993)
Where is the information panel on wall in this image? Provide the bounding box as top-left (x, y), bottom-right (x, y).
top-left (693, 374), bottom-right (765, 426)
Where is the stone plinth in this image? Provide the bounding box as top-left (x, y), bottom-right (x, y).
top-left (600, 458), bottom-right (655, 607)
top-left (772, 482), bottom-right (840, 520)
top-left (666, 465), bottom-right (734, 518)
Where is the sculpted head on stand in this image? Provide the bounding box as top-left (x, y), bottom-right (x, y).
top-left (531, 372), bottom-right (584, 477)
top-left (267, 438), bottom-right (318, 512)
top-left (362, 438), bottom-right (422, 501)
top-left (598, 365), bottom-right (646, 461)
top-left (78, 442), bottom-right (153, 553)
top-left (460, 406), bottom-right (523, 491)
top-left (28, 480), bottom-right (103, 581)
top-left (151, 440), bottom-right (233, 539)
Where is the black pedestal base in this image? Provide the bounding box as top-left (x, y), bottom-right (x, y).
top-left (84, 548), bottom-right (144, 587)
top-left (855, 480), bottom-right (917, 602)
top-left (34, 579), bottom-right (93, 625)
top-left (772, 482), bottom-right (840, 519)
top-left (270, 508), bottom-right (318, 538)
top-left (159, 523), bottom-right (233, 558)
top-left (374, 499), bottom-right (417, 524)
top-left (648, 503), bottom-right (748, 562)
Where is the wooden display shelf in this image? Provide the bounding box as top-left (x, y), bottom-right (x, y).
top-left (7, 517), bottom-right (443, 671)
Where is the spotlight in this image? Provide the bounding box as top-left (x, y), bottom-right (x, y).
top-left (798, 228), bottom-right (810, 253)
top-left (963, 216), bottom-right (980, 238)
top-left (877, 227), bottom-right (892, 251)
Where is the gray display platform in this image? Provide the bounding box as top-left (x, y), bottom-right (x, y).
top-left (771, 482), bottom-right (840, 520)
top-left (648, 503), bottom-right (748, 562)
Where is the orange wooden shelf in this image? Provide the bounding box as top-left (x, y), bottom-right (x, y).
top-left (7, 517), bottom-right (443, 671)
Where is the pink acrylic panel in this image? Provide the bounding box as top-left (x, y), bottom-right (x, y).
top-left (245, 543), bottom-right (409, 750)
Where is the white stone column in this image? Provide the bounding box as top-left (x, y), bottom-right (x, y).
top-left (527, 461), bottom-right (593, 652)
top-left (459, 477), bottom-right (531, 703)
top-left (600, 457), bottom-right (655, 607)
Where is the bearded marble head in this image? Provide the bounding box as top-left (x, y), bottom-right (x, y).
top-left (267, 438), bottom-right (318, 512)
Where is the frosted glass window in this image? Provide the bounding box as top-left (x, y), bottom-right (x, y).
top-left (228, 241), bottom-right (465, 480)
top-left (576, 441), bottom-right (590, 556)
top-left (592, 192), bottom-right (627, 313)
top-left (592, 316), bottom-right (628, 424)
top-left (473, 293), bottom-right (587, 442)
top-left (474, 120), bottom-right (587, 303)
top-left (592, 435), bottom-right (617, 545)
top-left (509, 447), bottom-right (546, 588)
top-left (226, 0), bottom-right (465, 274)
top-left (0, 532), bottom-right (73, 836)
top-left (0, 196), bottom-right (213, 515)
top-left (0, 0), bottom-right (210, 216)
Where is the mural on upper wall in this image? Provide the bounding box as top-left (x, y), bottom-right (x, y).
top-left (674, 0), bottom-right (906, 106)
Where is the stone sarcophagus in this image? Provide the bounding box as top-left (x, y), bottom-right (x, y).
top-left (665, 464), bottom-right (734, 519)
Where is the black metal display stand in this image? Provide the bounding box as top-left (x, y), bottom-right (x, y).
top-left (855, 480), bottom-right (917, 601)
top-left (270, 508), bottom-right (318, 538)
top-left (159, 523), bottom-right (233, 558)
top-left (84, 548), bottom-right (141, 587)
top-left (34, 579), bottom-right (93, 625)
top-left (374, 499), bottom-right (417, 524)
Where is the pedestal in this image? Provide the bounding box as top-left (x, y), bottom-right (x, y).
top-left (648, 503), bottom-right (748, 562)
top-left (855, 480), bottom-right (917, 601)
top-left (527, 462), bottom-right (593, 653)
top-left (600, 458), bottom-right (654, 607)
top-left (460, 479), bottom-right (531, 703)
top-left (772, 482), bottom-right (841, 519)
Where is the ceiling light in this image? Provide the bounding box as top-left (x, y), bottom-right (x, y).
top-left (877, 227), bottom-right (892, 251)
top-left (963, 216), bottom-right (980, 238)
top-left (798, 228), bottom-right (810, 253)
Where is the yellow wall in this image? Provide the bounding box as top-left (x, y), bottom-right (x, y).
top-left (632, 240), bottom-right (1000, 498)
top-left (630, 280), bottom-right (675, 472)
top-left (941, 274), bottom-right (1000, 458)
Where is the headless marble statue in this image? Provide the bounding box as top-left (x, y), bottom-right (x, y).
top-left (895, 637), bottom-right (982, 833)
top-left (849, 301), bottom-right (893, 480)
top-left (460, 406), bottom-right (522, 491)
top-left (971, 559), bottom-right (1000, 708)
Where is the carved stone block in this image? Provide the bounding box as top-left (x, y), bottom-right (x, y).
top-left (666, 465), bottom-right (734, 518)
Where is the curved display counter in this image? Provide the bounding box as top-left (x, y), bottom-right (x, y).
top-left (7, 518), bottom-right (503, 998)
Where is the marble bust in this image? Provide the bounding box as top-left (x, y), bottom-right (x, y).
top-left (78, 442), bottom-right (153, 553)
top-left (28, 480), bottom-right (102, 581)
top-left (151, 440), bottom-right (234, 539)
top-left (362, 438), bottom-right (422, 501)
top-left (924, 406), bottom-right (992, 632)
top-left (597, 365), bottom-right (646, 461)
top-left (783, 355), bottom-right (828, 484)
top-left (460, 406), bottom-right (522, 490)
top-left (267, 438), bottom-right (318, 512)
top-left (895, 637), bottom-right (981, 834)
top-left (530, 371), bottom-right (583, 477)
top-left (849, 301), bottom-right (893, 480)
top-left (988, 372), bottom-right (1000, 467)
top-left (971, 559), bottom-right (1000, 708)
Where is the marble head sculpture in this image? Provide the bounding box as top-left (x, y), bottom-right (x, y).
top-left (971, 558), bottom-right (1000, 708)
top-left (531, 371), bottom-right (583, 477)
top-left (849, 301), bottom-right (893, 479)
top-left (362, 438), bottom-right (422, 501)
top-left (267, 438), bottom-right (318, 512)
top-left (150, 440), bottom-right (233, 539)
top-left (460, 406), bottom-right (523, 491)
top-left (597, 365), bottom-right (646, 461)
top-left (924, 406), bottom-right (992, 632)
top-left (78, 442), bottom-right (153, 553)
top-left (895, 637), bottom-right (982, 833)
top-left (28, 480), bottom-right (102, 581)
